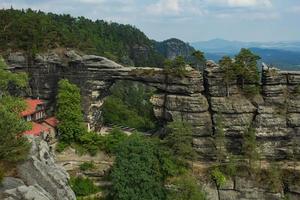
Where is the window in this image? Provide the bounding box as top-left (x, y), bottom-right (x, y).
top-left (26, 115), bottom-right (32, 121)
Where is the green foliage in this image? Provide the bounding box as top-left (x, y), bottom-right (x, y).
top-left (0, 56), bottom-right (28, 94)
top-left (78, 131), bottom-right (103, 156)
top-left (242, 126), bottom-right (260, 170)
top-left (167, 174), bottom-right (207, 200)
top-left (0, 8), bottom-right (164, 67)
top-left (191, 50), bottom-right (206, 70)
top-left (265, 163), bottom-right (283, 192)
top-left (214, 113), bottom-right (227, 163)
top-left (219, 56), bottom-right (236, 97)
top-left (234, 48), bottom-right (260, 93)
top-left (102, 81), bottom-right (157, 131)
top-left (218, 49), bottom-right (261, 96)
top-left (164, 56), bottom-right (188, 77)
top-left (111, 134), bottom-right (166, 200)
top-left (164, 120), bottom-right (195, 166)
top-left (101, 128), bottom-right (128, 154)
top-left (70, 177), bottom-right (99, 197)
top-left (80, 162), bottom-right (95, 171)
top-left (211, 167), bottom-right (227, 188)
top-left (0, 96), bottom-right (31, 163)
top-left (56, 142), bottom-right (68, 153)
top-left (224, 154), bottom-right (238, 177)
top-left (56, 79), bottom-right (86, 144)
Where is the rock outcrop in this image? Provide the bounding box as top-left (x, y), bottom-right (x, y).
top-left (155, 38), bottom-right (196, 60)
top-left (6, 50), bottom-right (300, 200)
top-left (8, 51), bottom-right (300, 161)
top-left (0, 137), bottom-right (76, 200)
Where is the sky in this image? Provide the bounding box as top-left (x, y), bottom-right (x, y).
top-left (1, 0), bottom-right (300, 42)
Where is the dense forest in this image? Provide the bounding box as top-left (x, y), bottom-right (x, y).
top-left (0, 8), bottom-right (165, 67)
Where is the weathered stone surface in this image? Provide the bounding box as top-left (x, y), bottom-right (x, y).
top-left (219, 190), bottom-right (240, 200)
top-left (288, 113), bottom-right (300, 127)
top-left (0, 137), bottom-right (74, 199)
top-left (13, 136), bottom-right (76, 200)
top-left (2, 185), bottom-right (53, 200)
top-left (211, 96), bottom-right (256, 114)
top-left (193, 137), bottom-right (215, 160)
top-left (151, 93), bottom-right (209, 113)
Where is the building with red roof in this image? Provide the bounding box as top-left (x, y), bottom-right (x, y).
top-left (23, 122), bottom-right (50, 136)
top-left (21, 99), bottom-right (46, 122)
top-left (44, 117), bottom-right (59, 128)
top-left (20, 98), bottom-right (60, 138)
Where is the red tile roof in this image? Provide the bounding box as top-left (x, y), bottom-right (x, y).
top-left (23, 122), bottom-right (49, 136)
top-left (44, 117), bottom-right (59, 127)
top-left (21, 99), bottom-right (44, 117)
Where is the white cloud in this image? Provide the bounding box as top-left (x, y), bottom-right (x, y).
top-left (206, 0), bottom-right (272, 8)
top-left (146, 0), bottom-right (181, 15)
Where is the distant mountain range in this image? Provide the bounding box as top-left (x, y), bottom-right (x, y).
top-left (191, 39), bottom-right (300, 70)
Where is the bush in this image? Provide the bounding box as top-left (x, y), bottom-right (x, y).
top-left (224, 154), bottom-right (238, 177)
top-left (79, 132), bottom-right (103, 156)
top-left (111, 134), bottom-right (166, 200)
top-left (56, 142), bottom-right (68, 153)
top-left (211, 167), bottom-right (227, 188)
top-left (101, 128), bottom-right (128, 154)
top-left (80, 162), bottom-right (95, 171)
top-left (70, 177), bottom-right (99, 197)
top-left (242, 85), bottom-right (261, 97)
top-left (167, 174), bottom-right (207, 200)
top-left (265, 164), bottom-right (283, 192)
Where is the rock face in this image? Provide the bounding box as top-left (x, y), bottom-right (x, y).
top-left (0, 137), bottom-right (76, 200)
top-left (6, 50), bottom-right (300, 200)
top-left (8, 51), bottom-right (300, 161)
top-left (155, 38), bottom-right (195, 60)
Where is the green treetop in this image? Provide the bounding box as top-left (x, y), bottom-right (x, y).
top-left (234, 48), bottom-right (261, 88)
top-left (192, 50), bottom-right (206, 71)
top-left (219, 56), bottom-right (236, 97)
top-left (164, 120), bottom-right (195, 167)
top-left (111, 134), bottom-right (166, 200)
top-left (0, 57), bottom-right (28, 95)
top-left (0, 57), bottom-right (30, 163)
top-left (56, 79), bottom-right (86, 143)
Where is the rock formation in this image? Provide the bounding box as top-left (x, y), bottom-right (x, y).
top-left (0, 136), bottom-right (76, 200)
top-left (155, 38), bottom-right (196, 60)
top-left (6, 50), bottom-right (300, 200)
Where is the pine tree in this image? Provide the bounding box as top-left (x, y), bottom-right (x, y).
top-left (219, 56), bottom-right (236, 97)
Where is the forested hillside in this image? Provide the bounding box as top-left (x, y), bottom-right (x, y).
top-left (0, 8), bottom-right (165, 67)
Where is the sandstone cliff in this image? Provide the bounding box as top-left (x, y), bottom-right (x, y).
top-left (6, 50), bottom-right (300, 200)
top-left (0, 136), bottom-right (76, 200)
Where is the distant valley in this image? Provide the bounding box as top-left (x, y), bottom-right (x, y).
top-left (191, 39), bottom-right (300, 70)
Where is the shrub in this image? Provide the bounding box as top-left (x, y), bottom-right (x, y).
top-left (266, 163), bottom-right (283, 192)
top-left (211, 167), bottom-right (227, 188)
top-left (80, 162), bottom-right (95, 171)
top-left (111, 134), bottom-right (166, 200)
top-left (79, 132), bottom-right (103, 156)
top-left (224, 154), bottom-right (238, 177)
top-left (242, 85), bottom-right (261, 97)
top-left (70, 177), bottom-right (99, 197)
top-left (101, 128), bottom-right (127, 154)
top-left (56, 142), bottom-right (68, 153)
top-left (167, 174), bottom-right (207, 200)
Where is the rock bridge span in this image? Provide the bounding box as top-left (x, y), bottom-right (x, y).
top-left (7, 50), bottom-right (300, 161)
